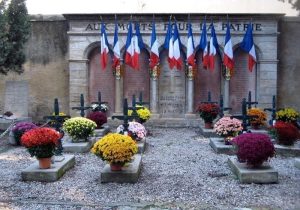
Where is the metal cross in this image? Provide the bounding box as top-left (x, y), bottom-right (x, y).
top-left (219, 94), bottom-right (232, 117)
top-left (128, 94), bottom-right (143, 121)
top-left (136, 91), bottom-right (150, 106)
top-left (264, 95), bottom-right (277, 126)
top-left (112, 98), bottom-right (135, 133)
top-left (246, 91), bottom-right (258, 109)
top-left (91, 91), bottom-right (108, 108)
top-left (201, 91), bottom-right (218, 104)
top-left (43, 98), bottom-right (70, 155)
top-left (71, 94), bottom-right (91, 117)
top-left (230, 98), bottom-right (257, 132)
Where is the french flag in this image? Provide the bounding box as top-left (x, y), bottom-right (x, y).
top-left (240, 23), bottom-right (256, 72)
top-left (132, 23), bottom-right (144, 70)
top-left (199, 20), bottom-right (209, 69)
top-left (125, 21), bottom-right (134, 68)
top-left (100, 23), bottom-right (109, 69)
top-left (208, 23), bottom-right (219, 71)
top-left (150, 20), bottom-right (159, 68)
top-left (112, 21), bottom-right (120, 68)
top-left (173, 22), bottom-right (182, 70)
top-left (187, 21), bottom-right (195, 68)
top-left (223, 21), bottom-right (234, 70)
top-left (164, 20), bottom-right (175, 69)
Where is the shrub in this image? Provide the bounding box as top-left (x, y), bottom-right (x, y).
top-left (273, 121), bottom-right (299, 145)
top-left (12, 122), bottom-right (37, 145)
top-left (63, 117), bottom-right (97, 141)
top-left (232, 133), bottom-right (275, 167)
top-left (196, 103), bottom-right (220, 123)
top-left (87, 112), bottom-right (107, 129)
top-left (276, 108), bottom-right (299, 123)
top-left (247, 108), bottom-right (267, 127)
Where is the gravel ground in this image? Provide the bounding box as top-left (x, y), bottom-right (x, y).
top-left (0, 128), bottom-right (299, 210)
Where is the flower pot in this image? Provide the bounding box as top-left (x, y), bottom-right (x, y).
top-left (110, 163), bottom-right (124, 171)
top-left (224, 136), bottom-right (234, 145)
top-left (204, 122), bottom-right (213, 129)
top-left (38, 157), bottom-right (52, 169)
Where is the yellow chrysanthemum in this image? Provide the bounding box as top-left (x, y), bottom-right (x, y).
top-left (91, 133), bottom-right (138, 164)
top-left (63, 117), bottom-right (97, 140)
top-left (128, 105), bottom-right (151, 121)
top-left (276, 108), bottom-right (299, 122)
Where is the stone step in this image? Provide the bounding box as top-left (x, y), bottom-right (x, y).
top-left (21, 154), bottom-right (75, 182)
top-left (101, 154), bottom-right (142, 183)
top-left (209, 137), bottom-right (235, 155)
top-left (228, 156), bottom-right (278, 184)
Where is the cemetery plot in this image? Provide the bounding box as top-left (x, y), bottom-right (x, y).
top-left (209, 137), bottom-right (235, 155)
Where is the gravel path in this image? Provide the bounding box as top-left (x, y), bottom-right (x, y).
top-left (0, 128), bottom-right (299, 210)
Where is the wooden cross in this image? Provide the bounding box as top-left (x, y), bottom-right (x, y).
top-left (219, 94), bottom-right (232, 117)
top-left (44, 98), bottom-right (70, 155)
top-left (246, 91), bottom-right (258, 109)
top-left (71, 94), bottom-right (91, 117)
top-left (136, 91), bottom-right (150, 106)
top-left (201, 91), bottom-right (218, 104)
top-left (264, 95), bottom-right (277, 126)
top-left (112, 98), bottom-right (135, 133)
top-left (230, 98), bottom-right (257, 132)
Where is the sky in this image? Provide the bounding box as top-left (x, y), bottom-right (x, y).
top-left (25, 0), bottom-right (298, 16)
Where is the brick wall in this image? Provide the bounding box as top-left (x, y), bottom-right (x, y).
top-left (88, 48), bottom-right (115, 116)
top-left (123, 50), bottom-right (150, 106)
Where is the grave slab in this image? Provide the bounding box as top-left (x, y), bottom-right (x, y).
top-left (295, 158), bottom-right (300, 169)
top-left (137, 138), bottom-right (146, 154)
top-left (101, 154), bottom-right (142, 183)
top-left (199, 125), bottom-right (218, 138)
top-left (62, 136), bottom-right (92, 153)
top-left (89, 125), bottom-right (110, 144)
top-left (21, 154), bottom-right (75, 182)
top-left (209, 137), bottom-right (235, 155)
top-left (274, 141), bottom-right (300, 157)
top-left (228, 157), bottom-right (278, 184)
top-left (0, 117), bottom-right (32, 131)
top-left (249, 129), bottom-right (269, 135)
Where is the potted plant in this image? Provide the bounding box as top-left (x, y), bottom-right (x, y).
top-left (87, 112), bottom-right (107, 129)
top-left (117, 121), bottom-right (147, 141)
top-left (128, 105), bottom-right (151, 124)
top-left (91, 133), bottom-right (138, 171)
top-left (63, 117), bottom-right (97, 142)
top-left (21, 127), bottom-right (61, 169)
top-left (272, 121), bottom-right (299, 146)
top-left (196, 103), bottom-right (220, 128)
top-left (276, 108), bottom-right (299, 125)
top-left (214, 116), bottom-right (243, 144)
top-left (247, 108), bottom-right (267, 129)
top-left (232, 133), bottom-right (275, 167)
top-left (11, 122), bottom-right (37, 145)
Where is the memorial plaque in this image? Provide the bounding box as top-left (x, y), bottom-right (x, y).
top-left (159, 51), bottom-right (185, 118)
top-left (4, 81), bottom-right (29, 117)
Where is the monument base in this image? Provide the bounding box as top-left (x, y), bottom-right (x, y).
top-left (21, 154), bottom-right (75, 182)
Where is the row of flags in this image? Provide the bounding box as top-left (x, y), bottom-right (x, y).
top-left (100, 20), bottom-right (257, 72)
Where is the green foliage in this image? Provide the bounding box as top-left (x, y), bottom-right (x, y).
top-left (27, 144), bottom-right (55, 158)
top-left (0, 0), bottom-right (30, 74)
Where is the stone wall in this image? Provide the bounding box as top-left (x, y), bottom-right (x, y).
top-left (0, 15), bottom-right (69, 121)
top-left (278, 17), bottom-right (300, 111)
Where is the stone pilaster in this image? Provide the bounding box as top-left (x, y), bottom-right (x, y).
top-left (114, 64), bottom-right (123, 114)
top-left (185, 65), bottom-right (197, 119)
top-left (150, 65), bottom-right (160, 118)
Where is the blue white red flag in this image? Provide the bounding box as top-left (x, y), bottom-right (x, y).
top-left (112, 21), bottom-right (120, 68)
top-left (125, 22), bottom-right (134, 68)
top-left (240, 23), bottom-right (256, 72)
top-left (199, 20), bottom-right (209, 69)
top-left (187, 21), bottom-right (195, 68)
top-left (173, 22), bottom-right (182, 70)
top-left (164, 20), bottom-right (175, 69)
top-left (223, 21), bottom-right (234, 70)
top-left (150, 20), bottom-right (159, 68)
top-left (208, 23), bottom-right (219, 71)
top-left (100, 22), bottom-right (109, 69)
top-left (132, 23), bottom-right (143, 70)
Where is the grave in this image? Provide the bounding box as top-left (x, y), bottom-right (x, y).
top-left (274, 141), bottom-right (300, 157)
top-left (209, 137), bottom-right (235, 155)
top-left (89, 125), bottom-right (110, 144)
top-left (228, 156), bottom-right (278, 184)
top-left (21, 154), bottom-right (75, 182)
top-left (199, 125), bottom-right (219, 138)
top-left (295, 158), bottom-right (300, 169)
top-left (137, 138), bottom-right (146, 154)
top-left (101, 154), bottom-right (142, 183)
top-left (62, 134), bottom-right (92, 153)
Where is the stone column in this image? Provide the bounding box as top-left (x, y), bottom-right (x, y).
top-left (223, 67), bottom-right (231, 114)
top-left (114, 65), bottom-right (123, 114)
top-left (150, 65), bottom-right (160, 118)
top-left (69, 59), bottom-right (89, 116)
top-left (185, 65), bottom-right (197, 119)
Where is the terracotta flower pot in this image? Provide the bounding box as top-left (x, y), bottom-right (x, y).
top-left (38, 157), bottom-right (52, 169)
